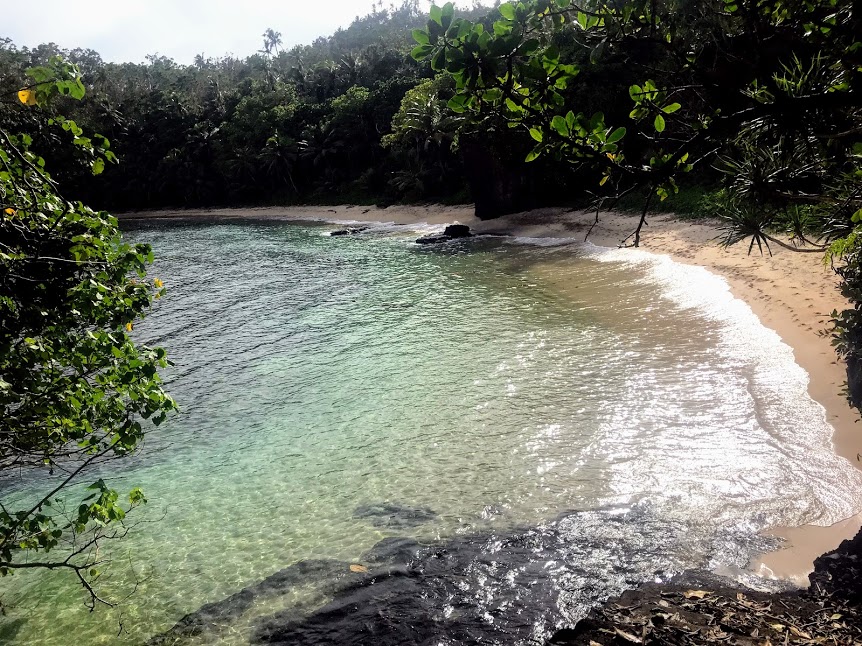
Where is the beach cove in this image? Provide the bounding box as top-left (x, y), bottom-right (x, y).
top-left (117, 204), bottom-right (862, 584)
top-left (5, 205), bottom-right (860, 645)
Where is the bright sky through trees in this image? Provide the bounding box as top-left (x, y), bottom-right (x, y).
top-left (2, 0), bottom-right (487, 64)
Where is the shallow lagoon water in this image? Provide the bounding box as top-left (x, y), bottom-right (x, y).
top-left (2, 219), bottom-right (862, 644)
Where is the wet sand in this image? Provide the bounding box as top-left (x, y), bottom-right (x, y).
top-left (119, 203), bottom-right (862, 584)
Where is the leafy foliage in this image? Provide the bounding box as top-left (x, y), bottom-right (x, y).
top-left (0, 58), bottom-right (175, 608)
top-left (411, 0), bottom-right (859, 243)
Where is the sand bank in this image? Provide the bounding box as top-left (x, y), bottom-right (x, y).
top-left (120, 204), bottom-right (862, 584)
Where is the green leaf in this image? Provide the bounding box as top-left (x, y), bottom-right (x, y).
top-left (525, 146), bottom-right (543, 162)
top-left (498, 3), bottom-right (516, 19)
top-left (430, 4), bottom-right (443, 25)
top-left (662, 102), bottom-right (681, 114)
top-left (654, 114), bottom-right (666, 133)
top-left (411, 44), bottom-right (434, 60)
top-left (440, 2), bottom-right (455, 29)
top-left (431, 49), bottom-right (446, 71)
top-left (92, 158), bottom-right (105, 176)
top-left (412, 29), bottom-right (430, 45)
top-left (550, 115), bottom-right (570, 136)
top-left (529, 128), bottom-right (544, 142)
top-left (607, 127), bottom-right (627, 143)
top-left (447, 95), bottom-right (468, 113)
top-left (629, 85), bottom-right (643, 102)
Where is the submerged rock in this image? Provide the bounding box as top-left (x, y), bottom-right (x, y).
top-left (148, 506), bottom-right (790, 646)
top-left (146, 559), bottom-right (352, 645)
top-left (361, 537), bottom-right (423, 565)
top-left (352, 502), bottom-right (438, 529)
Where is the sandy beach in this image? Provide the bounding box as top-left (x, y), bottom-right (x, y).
top-left (120, 203), bottom-right (862, 585)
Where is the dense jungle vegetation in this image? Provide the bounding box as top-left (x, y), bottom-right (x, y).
top-left (1, 0), bottom-right (860, 605)
top-left (0, 1), bottom-right (490, 210)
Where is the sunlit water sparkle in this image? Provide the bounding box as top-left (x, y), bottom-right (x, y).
top-left (2, 219), bottom-right (861, 645)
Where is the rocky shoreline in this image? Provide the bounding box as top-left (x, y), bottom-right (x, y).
top-left (144, 504), bottom-right (860, 646)
top-left (555, 528), bottom-right (862, 645)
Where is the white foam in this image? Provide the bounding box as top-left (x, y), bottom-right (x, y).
top-left (585, 243), bottom-right (862, 525)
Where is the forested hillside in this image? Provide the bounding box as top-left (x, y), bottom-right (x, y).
top-left (0, 2), bottom-right (489, 210)
top-left (1, 1), bottom-right (702, 214)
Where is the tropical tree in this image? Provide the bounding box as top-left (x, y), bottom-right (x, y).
top-left (0, 58), bottom-right (176, 607)
top-left (412, 0), bottom-right (862, 399)
top-left (411, 0), bottom-right (860, 240)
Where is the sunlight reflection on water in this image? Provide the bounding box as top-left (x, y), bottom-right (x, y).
top-left (2, 220), bottom-right (860, 645)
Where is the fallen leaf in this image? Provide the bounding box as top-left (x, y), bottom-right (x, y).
top-left (770, 623), bottom-right (785, 632)
top-left (789, 626), bottom-right (811, 639)
top-left (349, 564), bottom-right (368, 573)
top-left (683, 590), bottom-right (711, 600)
top-left (613, 628), bottom-right (642, 643)
top-left (830, 613), bottom-right (842, 620)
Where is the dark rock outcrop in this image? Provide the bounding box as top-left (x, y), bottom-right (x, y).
top-left (551, 528), bottom-right (862, 645)
top-left (415, 224), bottom-right (473, 244)
top-left (442, 224), bottom-right (472, 238)
top-left (330, 227), bottom-right (368, 237)
top-left (361, 537), bottom-right (423, 565)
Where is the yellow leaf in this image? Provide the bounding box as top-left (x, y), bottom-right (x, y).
top-left (599, 175), bottom-right (609, 186)
top-left (683, 590), bottom-right (711, 599)
top-left (17, 89), bottom-right (36, 106)
top-left (349, 564), bottom-right (368, 573)
top-left (770, 623), bottom-right (785, 632)
top-left (154, 278), bottom-right (164, 288)
top-left (125, 322), bottom-right (133, 332)
top-left (3, 208), bottom-right (15, 216)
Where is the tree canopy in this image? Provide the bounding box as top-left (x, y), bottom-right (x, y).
top-left (410, 0), bottom-right (862, 400)
top-left (0, 57), bottom-right (175, 608)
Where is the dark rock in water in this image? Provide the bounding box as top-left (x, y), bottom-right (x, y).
top-left (150, 506), bottom-right (790, 646)
top-left (330, 227), bottom-right (367, 237)
top-left (352, 502), bottom-right (438, 529)
top-left (256, 559), bottom-right (351, 596)
top-left (361, 537), bottom-right (423, 565)
top-left (415, 234), bottom-right (451, 244)
top-left (147, 588), bottom-right (257, 643)
top-left (415, 224), bottom-right (473, 245)
top-left (442, 224), bottom-right (472, 238)
top-left (146, 559), bottom-right (351, 645)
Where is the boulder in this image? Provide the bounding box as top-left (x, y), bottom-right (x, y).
top-left (415, 224), bottom-right (473, 244)
top-left (330, 227), bottom-right (367, 237)
top-left (442, 224), bottom-right (472, 238)
top-left (415, 234), bottom-right (452, 244)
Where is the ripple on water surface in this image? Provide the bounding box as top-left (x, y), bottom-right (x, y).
top-left (2, 220), bottom-right (861, 645)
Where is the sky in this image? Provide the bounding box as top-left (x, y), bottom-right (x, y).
top-left (2, 0), bottom-right (450, 64)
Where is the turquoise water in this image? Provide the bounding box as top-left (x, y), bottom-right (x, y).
top-left (2, 219), bottom-right (862, 644)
